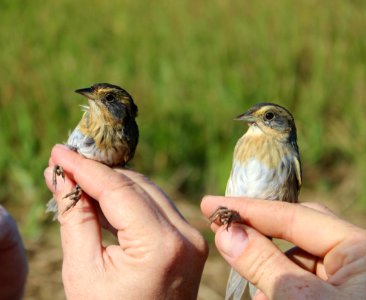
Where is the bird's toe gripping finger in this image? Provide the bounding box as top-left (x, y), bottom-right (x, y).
top-left (52, 165), bottom-right (65, 189)
top-left (65, 144), bottom-right (78, 152)
top-left (62, 184), bottom-right (82, 215)
top-left (208, 206), bottom-right (242, 230)
top-left (208, 206), bottom-right (227, 223)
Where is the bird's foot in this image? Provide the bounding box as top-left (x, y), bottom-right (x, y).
top-left (52, 165), bottom-right (65, 190)
top-left (62, 184), bottom-right (82, 215)
top-left (52, 145), bottom-right (78, 190)
top-left (66, 144), bottom-right (78, 152)
top-left (208, 206), bottom-right (241, 230)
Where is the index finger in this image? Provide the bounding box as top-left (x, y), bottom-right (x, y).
top-left (49, 145), bottom-right (168, 231)
top-left (201, 196), bottom-right (365, 257)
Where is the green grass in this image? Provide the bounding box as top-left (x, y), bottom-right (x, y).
top-left (0, 0), bottom-right (365, 238)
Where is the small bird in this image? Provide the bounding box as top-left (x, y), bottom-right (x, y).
top-left (47, 83), bottom-right (139, 217)
top-left (209, 103), bottom-right (301, 300)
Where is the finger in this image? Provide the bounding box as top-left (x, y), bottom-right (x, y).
top-left (300, 202), bottom-right (337, 216)
top-left (214, 224), bottom-right (335, 299)
top-left (94, 203), bottom-right (118, 236)
top-left (114, 168), bottom-right (205, 246)
top-left (208, 203), bottom-right (331, 277)
top-left (44, 166), bottom-right (103, 265)
top-left (114, 168), bottom-right (183, 220)
top-left (209, 222), bottom-right (220, 232)
top-left (253, 291), bottom-right (268, 300)
top-left (49, 145), bottom-right (208, 261)
top-left (325, 239), bottom-right (366, 283)
top-left (328, 254), bottom-right (366, 286)
top-left (285, 247), bottom-right (328, 280)
top-left (49, 145), bottom-right (174, 235)
top-left (205, 204), bottom-right (328, 235)
top-left (0, 206), bottom-right (27, 300)
top-left (201, 196), bottom-right (363, 258)
top-left (48, 156), bottom-right (55, 167)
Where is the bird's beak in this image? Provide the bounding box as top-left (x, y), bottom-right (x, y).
top-left (75, 87), bottom-right (96, 100)
top-left (235, 111), bottom-right (256, 123)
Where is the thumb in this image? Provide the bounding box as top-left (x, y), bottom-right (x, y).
top-left (44, 166), bottom-right (103, 267)
top-left (214, 224), bottom-right (323, 299)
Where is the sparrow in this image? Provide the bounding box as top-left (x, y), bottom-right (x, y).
top-left (46, 83), bottom-right (139, 218)
top-left (209, 103), bottom-right (301, 300)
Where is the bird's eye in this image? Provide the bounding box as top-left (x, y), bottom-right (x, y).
top-left (265, 111), bottom-right (275, 120)
top-left (105, 93), bottom-right (115, 101)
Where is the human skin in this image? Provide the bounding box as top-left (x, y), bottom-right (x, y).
top-left (0, 206), bottom-right (28, 300)
top-left (44, 144), bottom-right (208, 300)
top-left (201, 196), bottom-right (366, 299)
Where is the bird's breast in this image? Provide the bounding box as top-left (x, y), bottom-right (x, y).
top-left (226, 134), bottom-right (299, 202)
top-left (67, 125), bottom-right (133, 166)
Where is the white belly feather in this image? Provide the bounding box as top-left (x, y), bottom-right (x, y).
top-left (225, 157), bottom-right (293, 199)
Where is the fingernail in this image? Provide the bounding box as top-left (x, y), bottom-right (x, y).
top-left (216, 225), bottom-right (248, 259)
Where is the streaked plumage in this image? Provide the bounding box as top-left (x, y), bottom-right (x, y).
top-left (210, 103), bottom-right (301, 300)
top-left (67, 83), bottom-right (138, 166)
top-left (47, 83), bottom-right (139, 217)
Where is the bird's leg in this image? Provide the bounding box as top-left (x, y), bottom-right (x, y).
top-left (209, 206), bottom-right (242, 230)
top-left (62, 184), bottom-right (82, 215)
top-left (52, 145), bottom-right (83, 214)
top-left (52, 144), bottom-right (78, 190)
top-left (61, 145), bottom-right (82, 214)
top-left (52, 165), bottom-right (65, 190)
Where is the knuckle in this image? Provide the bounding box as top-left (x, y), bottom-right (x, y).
top-left (157, 231), bottom-right (186, 267)
top-left (280, 203), bottom-right (298, 241)
top-left (185, 227), bottom-right (209, 260)
top-left (194, 231), bottom-right (209, 259)
top-left (301, 202), bottom-right (335, 215)
top-left (157, 229), bottom-right (208, 276)
top-left (99, 173), bottom-right (136, 200)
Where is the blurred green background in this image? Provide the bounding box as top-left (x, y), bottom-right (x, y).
top-left (0, 0), bottom-right (365, 299)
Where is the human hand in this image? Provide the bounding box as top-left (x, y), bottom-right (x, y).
top-left (201, 196), bottom-right (366, 299)
top-left (44, 144), bottom-right (208, 300)
top-left (0, 206), bottom-right (27, 300)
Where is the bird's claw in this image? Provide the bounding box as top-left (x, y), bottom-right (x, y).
top-left (52, 165), bottom-right (65, 190)
top-left (51, 146), bottom-right (81, 215)
top-left (66, 144), bottom-right (78, 152)
top-left (62, 184), bottom-right (82, 215)
top-left (208, 206), bottom-right (241, 230)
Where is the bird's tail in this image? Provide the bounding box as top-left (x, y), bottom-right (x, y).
top-left (46, 198), bottom-right (59, 221)
top-left (225, 268), bottom-right (248, 300)
top-left (226, 268), bottom-right (258, 300)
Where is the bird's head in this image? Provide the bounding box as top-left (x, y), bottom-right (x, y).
top-left (75, 83), bottom-right (138, 122)
top-left (236, 103), bottom-right (297, 142)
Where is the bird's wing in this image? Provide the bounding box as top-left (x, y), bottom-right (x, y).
top-left (67, 127), bottom-right (94, 149)
top-left (293, 155), bottom-right (302, 191)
